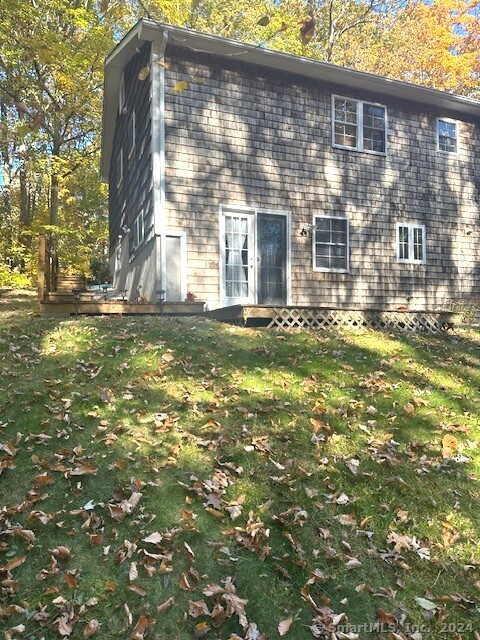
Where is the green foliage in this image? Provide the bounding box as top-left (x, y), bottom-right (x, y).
top-left (0, 264), bottom-right (31, 287)
top-left (0, 0), bottom-right (479, 289)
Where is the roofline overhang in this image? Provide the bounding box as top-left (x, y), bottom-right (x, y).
top-left (101, 19), bottom-right (480, 181)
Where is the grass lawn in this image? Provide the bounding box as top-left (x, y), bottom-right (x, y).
top-left (0, 290), bottom-right (479, 640)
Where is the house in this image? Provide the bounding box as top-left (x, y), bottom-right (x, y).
top-left (101, 19), bottom-right (480, 312)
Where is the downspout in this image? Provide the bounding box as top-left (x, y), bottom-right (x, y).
top-left (150, 31), bottom-right (168, 297)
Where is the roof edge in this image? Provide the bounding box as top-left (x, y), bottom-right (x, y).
top-left (101, 19), bottom-right (480, 181)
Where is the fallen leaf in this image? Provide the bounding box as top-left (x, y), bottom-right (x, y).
top-left (442, 434), bottom-right (458, 458)
top-left (278, 617), bottom-right (293, 636)
top-left (127, 584), bottom-right (147, 597)
top-left (138, 66), bottom-right (150, 81)
top-left (143, 532), bottom-right (163, 544)
top-left (130, 613), bottom-right (155, 639)
top-left (346, 459), bottom-right (360, 475)
top-left (129, 562), bottom-right (138, 582)
top-left (83, 619), bottom-right (101, 638)
top-left (194, 621), bottom-right (210, 638)
top-left (414, 596), bottom-right (438, 611)
top-left (157, 596), bottom-right (175, 613)
top-left (3, 556), bottom-right (26, 571)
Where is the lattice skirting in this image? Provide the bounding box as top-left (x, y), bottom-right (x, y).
top-left (266, 308), bottom-right (454, 334)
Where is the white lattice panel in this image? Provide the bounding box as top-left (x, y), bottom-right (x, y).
top-left (267, 308), bottom-right (449, 333)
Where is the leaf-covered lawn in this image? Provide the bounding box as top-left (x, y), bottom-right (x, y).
top-left (0, 291), bottom-right (479, 640)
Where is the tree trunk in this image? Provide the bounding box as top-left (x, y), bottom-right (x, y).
top-left (50, 135), bottom-right (61, 226)
top-left (19, 149), bottom-right (30, 226)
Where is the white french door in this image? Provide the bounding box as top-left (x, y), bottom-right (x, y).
top-left (220, 207), bottom-right (289, 307)
top-left (222, 211), bottom-right (255, 305)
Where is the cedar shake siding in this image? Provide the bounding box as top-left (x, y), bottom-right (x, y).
top-left (109, 42), bottom-right (155, 297)
top-left (102, 22), bottom-right (480, 310)
top-left (163, 46), bottom-right (479, 310)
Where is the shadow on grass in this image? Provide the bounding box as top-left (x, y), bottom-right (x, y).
top-left (1, 295), bottom-right (479, 639)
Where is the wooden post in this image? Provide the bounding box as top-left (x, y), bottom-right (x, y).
top-left (38, 228), bottom-right (46, 307)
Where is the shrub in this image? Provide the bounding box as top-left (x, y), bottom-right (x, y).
top-left (0, 265), bottom-right (32, 288)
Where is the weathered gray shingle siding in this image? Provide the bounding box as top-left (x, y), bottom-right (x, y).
top-left (163, 46), bottom-right (479, 309)
top-left (109, 42), bottom-right (153, 256)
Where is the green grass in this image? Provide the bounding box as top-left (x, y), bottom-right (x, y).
top-left (0, 290), bottom-right (479, 639)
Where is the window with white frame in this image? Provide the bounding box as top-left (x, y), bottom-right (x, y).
top-left (333, 96), bottom-right (386, 154)
top-left (437, 118), bottom-right (457, 153)
top-left (396, 223), bottom-right (426, 264)
top-left (314, 216), bottom-right (349, 272)
top-left (115, 148), bottom-right (123, 188)
top-left (119, 72), bottom-right (125, 113)
top-left (115, 237), bottom-right (122, 272)
top-left (128, 110), bottom-right (136, 158)
top-left (132, 210), bottom-right (144, 250)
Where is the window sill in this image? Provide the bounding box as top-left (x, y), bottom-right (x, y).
top-left (332, 143), bottom-right (386, 157)
top-left (396, 260), bottom-right (426, 265)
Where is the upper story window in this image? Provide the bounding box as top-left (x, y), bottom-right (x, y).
top-left (396, 223), bottom-right (426, 264)
top-left (437, 118), bottom-right (458, 153)
top-left (128, 110), bottom-right (136, 159)
top-left (119, 72), bottom-right (125, 114)
top-left (116, 148), bottom-right (123, 189)
top-left (333, 96), bottom-right (386, 154)
top-left (132, 210), bottom-right (144, 250)
top-left (313, 216), bottom-right (349, 272)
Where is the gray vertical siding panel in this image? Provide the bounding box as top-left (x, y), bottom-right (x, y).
top-left (109, 42), bottom-right (153, 256)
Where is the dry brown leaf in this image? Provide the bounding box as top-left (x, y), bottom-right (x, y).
top-left (143, 532), bottom-right (163, 544)
top-left (83, 619), bottom-right (100, 638)
top-left (138, 66), bottom-right (150, 81)
top-left (278, 617), bottom-right (293, 636)
top-left (442, 434), bottom-right (459, 458)
top-left (129, 562), bottom-right (138, 582)
top-left (65, 573), bottom-right (78, 589)
top-left (179, 572), bottom-right (194, 591)
top-left (188, 599), bottom-right (211, 618)
top-left (157, 596), bottom-right (175, 614)
top-left (51, 546), bottom-right (71, 559)
top-left (335, 514), bottom-right (357, 526)
top-left (173, 80), bottom-right (188, 93)
top-left (56, 614), bottom-right (74, 637)
top-left (68, 463), bottom-right (97, 476)
top-left (130, 613), bottom-right (155, 639)
top-left (345, 558), bottom-right (362, 570)
top-left (442, 521), bottom-right (460, 547)
top-left (3, 556), bottom-right (26, 571)
top-left (205, 506), bottom-right (223, 518)
top-left (194, 621), bottom-right (210, 638)
top-left (127, 584), bottom-right (147, 597)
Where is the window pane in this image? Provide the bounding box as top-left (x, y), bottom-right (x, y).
top-left (225, 215), bottom-right (249, 298)
top-left (398, 226), bottom-right (409, 260)
top-left (315, 217), bottom-right (348, 270)
top-left (438, 120), bottom-right (457, 153)
top-left (413, 227), bottom-right (424, 261)
top-left (334, 123), bottom-right (357, 148)
top-left (363, 103), bottom-right (386, 153)
top-left (334, 98), bottom-right (357, 148)
top-left (334, 98), bottom-right (357, 124)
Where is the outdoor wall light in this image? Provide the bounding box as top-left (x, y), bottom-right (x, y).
top-left (465, 226), bottom-right (473, 235)
top-left (156, 289), bottom-right (166, 303)
top-left (300, 223), bottom-right (313, 236)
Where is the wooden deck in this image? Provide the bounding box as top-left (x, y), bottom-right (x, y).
top-left (205, 305), bottom-right (458, 333)
top-left (40, 300), bottom-right (205, 316)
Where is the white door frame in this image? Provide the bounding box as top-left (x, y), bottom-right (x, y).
top-left (219, 204), bottom-right (291, 307)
